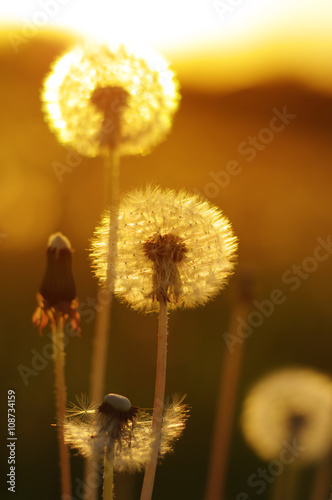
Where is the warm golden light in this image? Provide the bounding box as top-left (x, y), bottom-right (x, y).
top-left (2, 1), bottom-right (332, 93)
top-left (42, 42), bottom-right (180, 157)
top-left (0, 169), bottom-right (61, 250)
top-left (2, 0), bottom-right (332, 49)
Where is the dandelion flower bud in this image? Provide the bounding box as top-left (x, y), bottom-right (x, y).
top-left (32, 232), bottom-right (80, 335)
top-left (241, 368), bottom-right (332, 464)
top-left (64, 394), bottom-right (188, 472)
top-left (42, 43), bottom-right (180, 156)
top-left (90, 186), bottom-right (237, 312)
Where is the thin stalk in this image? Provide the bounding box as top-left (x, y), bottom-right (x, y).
top-left (52, 315), bottom-right (71, 499)
top-left (84, 149), bottom-right (120, 500)
top-left (310, 453), bottom-right (332, 500)
top-left (102, 453), bottom-right (114, 500)
top-left (205, 274), bottom-right (253, 500)
top-left (269, 465), bottom-right (300, 500)
top-left (269, 420), bottom-right (304, 500)
top-left (90, 149), bottom-right (120, 405)
top-left (140, 300), bottom-right (168, 500)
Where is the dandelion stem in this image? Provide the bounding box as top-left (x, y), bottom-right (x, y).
top-left (205, 274), bottom-right (253, 500)
top-left (140, 300), bottom-right (168, 500)
top-left (269, 464), bottom-right (300, 500)
top-left (52, 315), bottom-right (71, 499)
top-left (310, 453), bottom-right (332, 500)
top-left (103, 454), bottom-right (114, 500)
top-left (89, 150), bottom-right (119, 408)
top-left (85, 149), bottom-right (120, 500)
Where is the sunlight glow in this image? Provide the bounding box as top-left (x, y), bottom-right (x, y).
top-left (1, 0), bottom-right (332, 92)
top-left (1, 0), bottom-right (332, 49)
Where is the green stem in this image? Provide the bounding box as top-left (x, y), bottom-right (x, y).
top-left (140, 300), bottom-right (168, 500)
top-left (84, 149), bottom-right (120, 500)
top-left (52, 315), bottom-right (71, 499)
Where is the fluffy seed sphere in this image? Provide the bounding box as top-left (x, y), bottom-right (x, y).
top-left (241, 368), bottom-right (332, 463)
top-left (90, 186), bottom-right (237, 312)
top-left (42, 43), bottom-right (180, 157)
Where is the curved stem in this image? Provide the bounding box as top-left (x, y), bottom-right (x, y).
top-left (52, 316), bottom-right (71, 499)
top-left (140, 301), bottom-right (168, 500)
top-left (84, 149), bottom-right (120, 500)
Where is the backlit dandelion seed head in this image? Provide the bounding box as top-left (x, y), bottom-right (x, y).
top-left (241, 368), bottom-right (332, 463)
top-left (90, 186), bottom-right (237, 312)
top-left (42, 43), bottom-right (180, 156)
top-left (64, 394), bottom-right (188, 472)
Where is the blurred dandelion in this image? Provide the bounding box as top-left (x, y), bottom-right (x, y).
top-left (241, 368), bottom-right (332, 500)
top-left (64, 393), bottom-right (188, 499)
top-left (241, 367), bottom-right (332, 463)
top-left (32, 232), bottom-right (80, 499)
top-left (91, 185), bottom-right (237, 500)
top-left (42, 42), bottom-right (180, 157)
top-left (91, 185), bottom-right (237, 312)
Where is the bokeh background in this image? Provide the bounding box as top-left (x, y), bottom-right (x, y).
top-left (1, 1), bottom-right (332, 499)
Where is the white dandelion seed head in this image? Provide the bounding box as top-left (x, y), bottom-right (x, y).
top-left (90, 185), bottom-right (237, 312)
top-left (42, 42), bottom-right (180, 157)
top-left (241, 367), bottom-right (332, 463)
top-left (64, 395), bottom-right (189, 472)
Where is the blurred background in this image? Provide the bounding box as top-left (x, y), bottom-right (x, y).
top-left (1, 1), bottom-right (332, 499)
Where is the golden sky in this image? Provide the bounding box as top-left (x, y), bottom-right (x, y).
top-left (1, 0), bottom-right (332, 92)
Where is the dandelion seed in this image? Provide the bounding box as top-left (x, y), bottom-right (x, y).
top-left (90, 185), bottom-right (237, 312)
top-left (67, 394), bottom-right (97, 421)
top-left (241, 367), bottom-right (332, 463)
top-left (42, 43), bottom-right (180, 157)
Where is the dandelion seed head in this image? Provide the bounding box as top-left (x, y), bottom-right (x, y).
top-left (90, 185), bottom-right (237, 312)
top-left (241, 368), bottom-right (332, 463)
top-left (64, 394), bottom-right (189, 472)
top-left (42, 43), bottom-right (180, 156)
